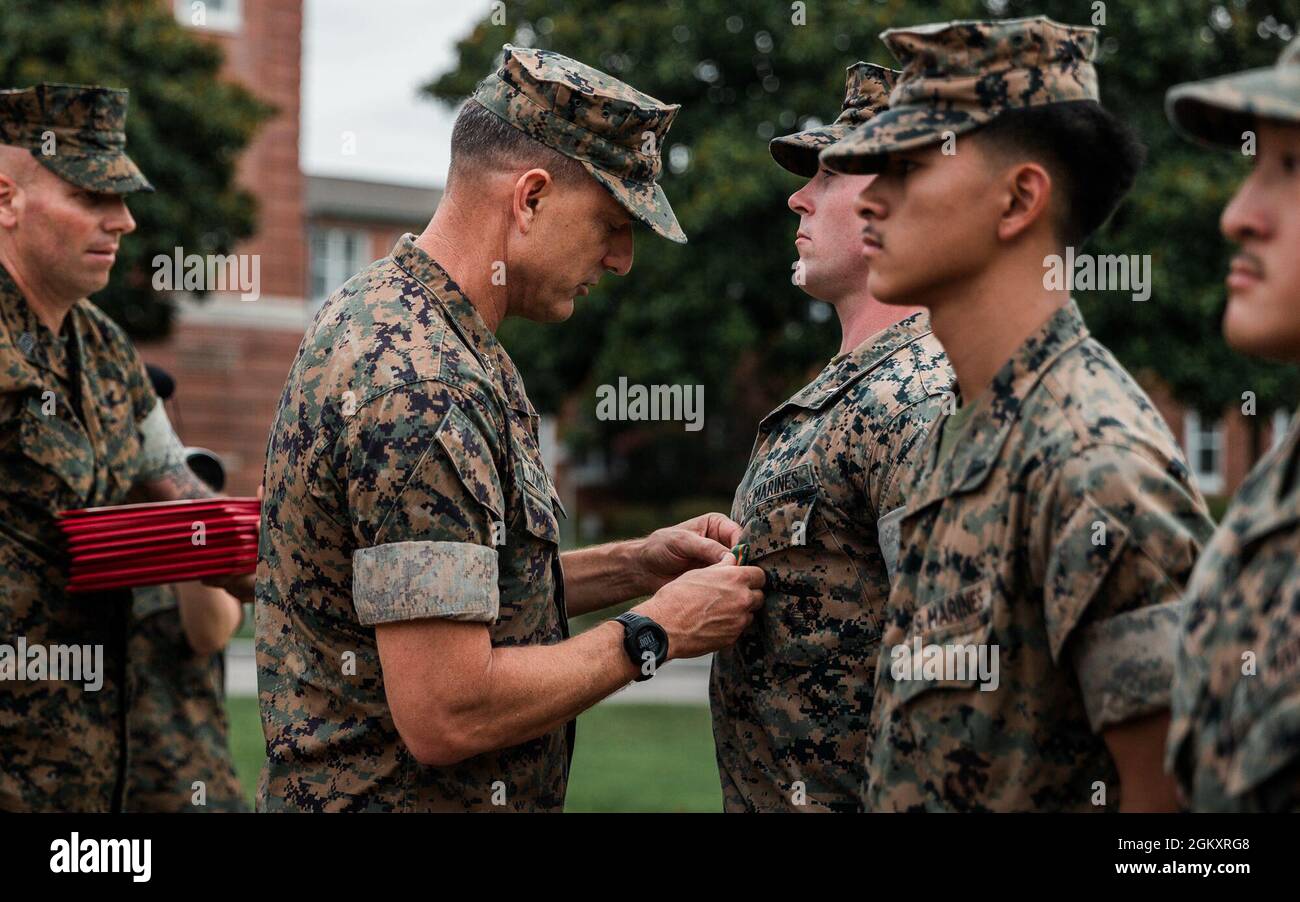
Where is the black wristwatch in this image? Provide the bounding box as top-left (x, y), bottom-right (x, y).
top-left (615, 612), bottom-right (669, 682)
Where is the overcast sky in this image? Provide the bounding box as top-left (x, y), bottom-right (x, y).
top-left (301, 0), bottom-right (494, 188)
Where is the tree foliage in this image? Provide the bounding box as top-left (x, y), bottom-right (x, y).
top-left (0, 0), bottom-right (272, 339)
top-left (426, 0), bottom-right (1298, 499)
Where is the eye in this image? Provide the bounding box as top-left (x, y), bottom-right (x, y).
top-left (819, 167), bottom-right (836, 180)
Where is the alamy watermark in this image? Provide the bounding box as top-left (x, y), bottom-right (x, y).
top-left (1043, 247), bottom-right (1151, 302)
top-left (152, 247), bottom-right (261, 302)
top-left (595, 377), bottom-right (704, 432)
top-left (889, 637), bottom-right (1000, 692)
top-left (0, 638), bottom-right (103, 691)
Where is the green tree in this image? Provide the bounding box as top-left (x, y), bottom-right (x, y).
top-left (426, 0), bottom-right (1297, 500)
top-left (0, 0), bottom-right (272, 339)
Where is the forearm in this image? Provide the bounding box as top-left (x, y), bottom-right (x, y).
top-left (141, 460), bottom-right (220, 501)
top-left (560, 540), bottom-right (650, 615)
top-left (1105, 711), bottom-right (1181, 812)
top-left (473, 621), bottom-right (637, 751)
top-left (176, 581), bottom-right (244, 657)
top-left (406, 620), bottom-right (638, 764)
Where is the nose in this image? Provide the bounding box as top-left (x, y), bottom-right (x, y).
top-left (855, 181), bottom-right (885, 224)
top-left (1220, 168), bottom-right (1270, 246)
top-left (104, 197), bottom-right (136, 236)
top-left (788, 181), bottom-right (813, 216)
top-left (604, 224), bottom-right (634, 276)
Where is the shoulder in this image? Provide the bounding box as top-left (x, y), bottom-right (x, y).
top-left (852, 329), bottom-right (954, 428)
top-left (1025, 337), bottom-right (1188, 477)
top-left (296, 258), bottom-right (500, 444)
top-left (74, 299), bottom-right (142, 366)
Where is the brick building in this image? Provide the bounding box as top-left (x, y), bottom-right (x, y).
top-left (140, 1), bottom-right (438, 495)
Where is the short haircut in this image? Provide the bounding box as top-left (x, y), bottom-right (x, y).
top-left (973, 101), bottom-right (1147, 248)
top-left (447, 92), bottom-right (588, 190)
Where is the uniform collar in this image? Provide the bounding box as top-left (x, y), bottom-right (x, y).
top-left (762, 311), bottom-right (933, 426)
top-left (0, 262), bottom-right (76, 392)
top-left (389, 234), bottom-right (537, 417)
top-left (1237, 413), bottom-right (1300, 546)
top-left (910, 299), bottom-right (1090, 510)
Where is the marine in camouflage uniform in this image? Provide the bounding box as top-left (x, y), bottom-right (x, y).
top-left (709, 63), bottom-right (953, 813)
top-left (1164, 38), bottom-right (1300, 812)
top-left (257, 46), bottom-right (686, 812)
top-left (125, 584), bottom-right (247, 812)
top-left (822, 18), bottom-right (1216, 811)
top-left (0, 84), bottom-right (170, 812)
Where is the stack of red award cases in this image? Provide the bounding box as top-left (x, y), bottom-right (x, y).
top-left (58, 497), bottom-right (261, 593)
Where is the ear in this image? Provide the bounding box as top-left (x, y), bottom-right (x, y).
top-left (0, 172), bottom-right (20, 229)
top-left (511, 168), bottom-right (554, 234)
top-left (996, 161), bottom-right (1053, 244)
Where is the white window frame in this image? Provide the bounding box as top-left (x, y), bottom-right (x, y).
top-left (309, 227), bottom-right (371, 304)
top-left (173, 0), bottom-right (243, 34)
top-left (1184, 409), bottom-right (1225, 495)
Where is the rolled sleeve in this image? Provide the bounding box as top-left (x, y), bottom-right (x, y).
top-left (353, 540), bottom-right (499, 625)
top-left (1071, 600), bottom-right (1182, 731)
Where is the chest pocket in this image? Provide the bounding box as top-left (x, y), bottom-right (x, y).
top-left (884, 579), bottom-right (996, 707)
top-left (739, 485), bottom-right (834, 674)
top-left (18, 393), bottom-right (96, 503)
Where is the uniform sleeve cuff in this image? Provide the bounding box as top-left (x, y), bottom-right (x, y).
top-left (1072, 600), bottom-right (1182, 732)
top-left (352, 541), bottom-right (499, 626)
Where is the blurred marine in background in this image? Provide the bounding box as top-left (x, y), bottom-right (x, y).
top-left (0, 83), bottom-right (247, 812)
top-left (709, 63), bottom-right (952, 813)
top-left (125, 365), bottom-right (246, 812)
top-left (1165, 36), bottom-right (1300, 813)
top-left (257, 45), bottom-right (766, 812)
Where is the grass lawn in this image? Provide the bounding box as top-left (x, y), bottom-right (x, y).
top-left (226, 696), bottom-right (721, 812)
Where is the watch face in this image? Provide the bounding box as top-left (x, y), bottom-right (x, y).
top-left (635, 629), bottom-right (659, 654)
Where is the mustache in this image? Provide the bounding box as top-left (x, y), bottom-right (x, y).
top-left (1230, 250), bottom-right (1265, 277)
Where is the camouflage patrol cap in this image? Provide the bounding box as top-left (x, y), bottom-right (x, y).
top-left (473, 45), bottom-right (685, 243)
top-left (0, 83), bottom-right (153, 194)
top-left (1166, 37), bottom-right (1300, 150)
top-left (821, 16), bottom-right (1099, 175)
top-left (769, 63), bottom-right (899, 177)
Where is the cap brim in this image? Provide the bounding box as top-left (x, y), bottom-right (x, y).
top-left (769, 124), bottom-right (854, 177)
top-left (37, 150), bottom-right (154, 194)
top-left (583, 163), bottom-right (686, 244)
top-left (1166, 65), bottom-right (1300, 150)
top-left (819, 107), bottom-right (988, 174)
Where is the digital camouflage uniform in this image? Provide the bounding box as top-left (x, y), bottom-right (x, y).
top-left (0, 84), bottom-right (158, 812)
top-left (1165, 38), bottom-right (1300, 812)
top-left (710, 63), bottom-right (953, 813)
top-left (710, 314), bottom-right (951, 812)
top-left (125, 586), bottom-right (247, 812)
top-left (822, 19), bottom-right (1216, 811)
top-left (256, 46), bottom-right (684, 812)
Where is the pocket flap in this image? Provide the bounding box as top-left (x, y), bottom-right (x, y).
top-left (19, 394), bottom-right (95, 500)
top-left (743, 491), bottom-right (818, 561)
top-left (434, 404), bottom-right (505, 522)
top-left (884, 581), bottom-right (997, 706)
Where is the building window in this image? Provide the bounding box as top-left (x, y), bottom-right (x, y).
top-left (1271, 409), bottom-right (1293, 452)
top-left (174, 0), bottom-right (242, 33)
top-left (310, 228), bottom-right (371, 303)
top-left (1185, 409), bottom-right (1225, 495)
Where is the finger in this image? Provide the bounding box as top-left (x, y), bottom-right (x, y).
top-left (678, 531), bottom-right (731, 566)
top-left (712, 514), bottom-right (743, 547)
top-left (738, 565), bottom-right (766, 588)
top-left (710, 552), bottom-right (737, 568)
top-left (748, 590), bottom-right (765, 610)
